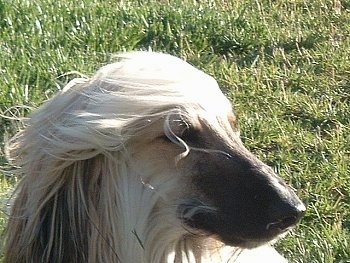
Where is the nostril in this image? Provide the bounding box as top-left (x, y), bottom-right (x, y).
top-left (267, 202), bottom-right (306, 232)
top-left (266, 214), bottom-right (299, 231)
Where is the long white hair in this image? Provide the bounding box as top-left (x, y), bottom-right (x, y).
top-left (4, 52), bottom-right (303, 263)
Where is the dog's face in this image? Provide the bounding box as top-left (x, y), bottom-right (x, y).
top-left (89, 51), bottom-right (306, 250)
top-left (130, 106), bottom-right (305, 249)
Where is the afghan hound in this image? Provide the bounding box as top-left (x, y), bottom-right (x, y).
top-left (4, 52), bottom-right (305, 263)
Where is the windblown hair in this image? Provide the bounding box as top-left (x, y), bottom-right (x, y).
top-left (4, 52), bottom-right (304, 263)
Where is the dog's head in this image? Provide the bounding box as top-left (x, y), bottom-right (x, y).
top-left (99, 52), bottom-right (306, 249)
top-left (8, 52), bottom-right (304, 258)
top-left (18, 52), bottom-right (305, 250)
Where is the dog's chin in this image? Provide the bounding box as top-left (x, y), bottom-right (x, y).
top-left (215, 233), bottom-right (282, 249)
top-left (215, 225), bottom-right (290, 249)
top-left (193, 229), bottom-right (280, 250)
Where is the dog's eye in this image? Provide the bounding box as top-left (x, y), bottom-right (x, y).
top-left (159, 121), bottom-right (199, 145)
top-left (159, 128), bottom-right (200, 146)
top-left (181, 126), bottom-right (200, 144)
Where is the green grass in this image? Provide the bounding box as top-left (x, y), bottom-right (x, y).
top-left (0, 0), bottom-right (349, 262)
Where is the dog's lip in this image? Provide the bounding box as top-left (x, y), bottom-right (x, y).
top-left (200, 233), bottom-right (263, 249)
top-left (178, 202), bottom-right (294, 248)
top-left (215, 215), bottom-right (293, 245)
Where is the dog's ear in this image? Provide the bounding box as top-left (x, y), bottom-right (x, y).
top-left (4, 153), bottom-right (120, 263)
top-left (3, 77), bottom-right (128, 262)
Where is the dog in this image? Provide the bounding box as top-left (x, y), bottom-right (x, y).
top-left (4, 52), bottom-right (305, 263)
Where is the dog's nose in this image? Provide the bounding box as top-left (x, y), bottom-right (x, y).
top-left (267, 201), bottom-right (306, 232)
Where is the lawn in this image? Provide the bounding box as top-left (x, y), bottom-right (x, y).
top-left (0, 0), bottom-right (349, 262)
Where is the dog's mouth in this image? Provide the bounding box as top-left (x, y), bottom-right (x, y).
top-left (177, 198), bottom-right (305, 248)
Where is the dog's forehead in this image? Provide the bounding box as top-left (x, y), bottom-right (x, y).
top-left (97, 52), bottom-right (202, 82)
top-left (181, 76), bottom-right (232, 114)
top-left (95, 51), bottom-right (232, 114)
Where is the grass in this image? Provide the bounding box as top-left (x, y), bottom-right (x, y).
top-left (0, 0), bottom-right (349, 262)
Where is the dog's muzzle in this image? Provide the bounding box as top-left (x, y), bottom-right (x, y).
top-left (178, 145), bottom-right (306, 248)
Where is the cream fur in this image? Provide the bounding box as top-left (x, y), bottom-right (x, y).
top-left (4, 52), bottom-right (288, 263)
